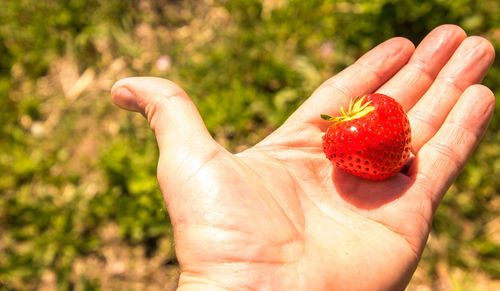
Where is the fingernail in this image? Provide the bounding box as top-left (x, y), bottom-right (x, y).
top-left (111, 87), bottom-right (140, 111)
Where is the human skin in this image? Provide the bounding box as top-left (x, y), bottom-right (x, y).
top-left (110, 25), bottom-right (495, 290)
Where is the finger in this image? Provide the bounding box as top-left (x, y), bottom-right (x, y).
top-left (111, 76), bottom-right (222, 164)
top-left (377, 25), bottom-right (467, 111)
top-left (288, 37), bottom-right (415, 127)
top-left (408, 84), bottom-right (495, 211)
top-left (407, 36), bottom-right (495, 153)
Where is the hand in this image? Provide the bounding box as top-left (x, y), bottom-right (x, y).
top-left (110, 25), bottom-right (495, 290)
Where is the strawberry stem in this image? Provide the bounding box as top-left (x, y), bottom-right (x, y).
top-left (321, 95), bottom-right (375, 123)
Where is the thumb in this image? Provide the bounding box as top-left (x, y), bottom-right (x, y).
top-left (110, 76), bottom-right (221, 169)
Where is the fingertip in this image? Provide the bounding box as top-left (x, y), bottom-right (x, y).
top-left (407, 25), bottom-right (467, 78)
top-left (375, 36), bottom-right (415, 56)
top-left (464, 35), bottom-right (496, 65)
top-left (463, 84), bottom-right (496, 116)
top-left (355, 37), bottom-right (415, 79)
top-left (440, 84), bottom-right (496, 142)
top-left (417, 24), bottom-right (468, 57)
top-left (481, 85), bottom-right (496, 106)
top-left (464, 83), bottom-right (495, 96)
top-left (430, 24), bottom-right (467, 39)
top-left (454, 36), bottom-right (495, 68)
top-left (111, 86), bottom-right (140, 112)
top-left (110, 77), bottom-right (128, 92)
top-left (110, 77), bottom-right (189, 113)
top-left (114, 77), bottom-right (188, 102)
top-left (391, 36), bottom-right (416, 52)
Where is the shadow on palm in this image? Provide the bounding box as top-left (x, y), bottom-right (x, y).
top-left (332, 166), bottom-right (413, 210)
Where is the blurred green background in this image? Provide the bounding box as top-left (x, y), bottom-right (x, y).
top-left (0, 0), bottom-right (499, 290)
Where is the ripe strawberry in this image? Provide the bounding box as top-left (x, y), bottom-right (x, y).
top-left (321, 93), bottom-right (411, 181)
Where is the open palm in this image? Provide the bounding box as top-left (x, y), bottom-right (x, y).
top-left (111, 25), bottom-right (495, 290)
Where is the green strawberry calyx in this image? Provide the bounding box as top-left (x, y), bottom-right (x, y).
top-left (321, 95), bottom-right (375, 123)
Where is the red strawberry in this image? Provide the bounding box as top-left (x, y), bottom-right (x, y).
top-left (321, 93), bottom-right (411, 181)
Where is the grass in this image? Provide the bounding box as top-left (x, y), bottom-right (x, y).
top-left (1, 0), bottom-right (499, 290)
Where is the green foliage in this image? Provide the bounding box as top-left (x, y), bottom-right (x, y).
top-left (99, 133), bottom-right (170, 243)
top-left (1, 0), bottom-right (499, 289)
